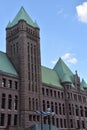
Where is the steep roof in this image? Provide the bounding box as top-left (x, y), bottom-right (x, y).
top-left (41, 66), bottom-right (63, 88)
top-left (53, 58), bottom-right (74, 83)
top-left (81, 79), bottom-right (87, 89)
top-left (0, 51), bottom-right (18, 77)
top-left (6, 6), bottom-right (39, 28)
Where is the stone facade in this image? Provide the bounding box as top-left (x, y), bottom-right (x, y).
top-left (0, 7), bottom-right (87, 130)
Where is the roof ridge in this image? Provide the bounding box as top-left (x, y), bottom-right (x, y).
top-left (0, 51), bottom-right (6, 54)
top-left (42, 65), bottom-right (53, 70)
top-left (6, 6), bottom-right (39, 28)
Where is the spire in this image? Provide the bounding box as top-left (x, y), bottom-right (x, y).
top-left (34, 20), bottom-right (39, 28)
top-left (81, 78), bottom-right (87, 89)
top-left (53, 58), bottom-right (74, 83)
top-left (6, 6), bottom-right (39, 28)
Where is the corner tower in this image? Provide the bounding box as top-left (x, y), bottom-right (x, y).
top-left (6, 7), bottom-right (41, 128)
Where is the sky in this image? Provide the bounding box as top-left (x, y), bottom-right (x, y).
top-left (0, 0), bottom-right (87, 81)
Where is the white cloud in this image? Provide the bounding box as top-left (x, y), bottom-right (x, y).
top-left (76, 2), bottom-right (87, 23)
top-left (51, 53), bottom-right (78, 65)
top-left (61, 53), bottom-right (78, 64)
top-left (51, 59), bottom-right (58, 64)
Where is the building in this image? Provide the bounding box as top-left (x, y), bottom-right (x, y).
top-left (0, 6), bottom-right (87, 130)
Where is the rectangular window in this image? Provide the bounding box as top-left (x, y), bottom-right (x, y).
top-left (14, 95), bottom-right (18, 110)
top-left (2, 78), bottom-right (6, 87)
top-left (29, 115), bottom-right (32, 121)
top-left (8, 95), bottom-right (12, 109)
top-left (1, 93), bottom-right (6, 109)
top-left (7, 114), bottom-right (11, 126)
top-left (14, 115), bottom-right (17, 125)
top-left (54, 91), bottom-right (56, 97)
top-left (0, 113), bottom-right (5, 126)
top-left (8, 80), bottom-right (12, 88)
top-left (77, 120), bottom-right (80, 129)
top-left (15, 81), bottom-right (18, 89)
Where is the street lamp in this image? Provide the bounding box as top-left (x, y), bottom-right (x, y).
top-left (46, 108), bottom-right (55, 130)
top-left (35, 108), bottom-right (55, 130)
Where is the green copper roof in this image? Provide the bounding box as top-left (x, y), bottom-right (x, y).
top-left (53, 58), bottom-right (74, 83)
top-left (0, 51), bottom-right (18, 77)
top-left (41, 66), bottom-right (63, 88)
top-left (81, 78), bottom-right (87, 89)
top-left (6, 6), bottom-right (39, 28)
top-left (61, 73), bottom-right (72, 83)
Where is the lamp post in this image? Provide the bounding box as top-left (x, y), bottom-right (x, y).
top-left (35, 108), bottom-right (55, 130)
top-left (46, 108), bottom-right (55, 130)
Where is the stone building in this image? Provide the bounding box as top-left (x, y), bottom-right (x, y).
top-left (0, 6), bottom-right (87, 130)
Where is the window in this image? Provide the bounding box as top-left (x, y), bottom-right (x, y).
top-left (61, 92), bottom-right (64, 99)
top-left (42, 88), bottom-right (44, 95)
top-left (72, 104), bottom-right (74, 115)
top-left (52, 117), bottom-right (55, 125)
top-left (33, 115), bottom-right (36, 121)
top-left (8, 80), bottom-right (12, 88)
top-left (37, 116), bottom-right (40, 121)
top-left (32, 98), bottom-right (35, 110)
top-left (77, 120), bottom-right (80, 129)
top-left (51, 102), bottom-right (54, 112)
top-left (14, 95), bottom-right (18, 110)
top-left (7, 114), bottom-right (11, 126)
top-left (43, 100), bottom-right (45, 111)
top-left (67, 92), bottom-right (70, 99)
top-left (29, 98), bottom-right (31, 110)
top-left (60, 118), bottom-right (63, 128)
top-left (56, 118), bottom-right (59, 127)
top-left (80, 106), bottom-right (83, 117)
top-left (15, 81), bottom-right (18, 89)
top-left (14, 115), bottom-right (17, 125)
top-left (58, 91), bottom-right (60, 98)
top-left (59, 103), bottom-right (62, 115)
top-left (29, 115), bottom-right (32, 121)
top-left (36, 99), bottom-right (38, 110)
top-left (70, 119), bottom-right (73, 128)
top-left (2, 78), bottom-right (6, 87)
top-left (82, 121), bottom-right (85, 129)
top-left (55, 103), bottom-right (58, 114)
top-left (78, 95), bottom-right (82, 102)
top-left (69, 104), bottom-right (72, 115)
top-left (50, 90), bottom-right (53, 97)
top-left (83, 96), bottom-right (86, 103)
top-left (75, 105), bottom-right (79, 116)
top-left (46, 89), bottom-right (49, 96)
top-left (74, 94), bottom-right (77, 101)
top-left (54, 91), bottom-right (56, 97)
top-left (63, 104), bottom-right (65, 115)
top-left (64, 119), bottom-right (67, 128)
top-left (85, 107), bottom-right (87, 117)
top-left (0, 113), bottom-right (5, 126)
top-left (47, 101), bottom-right (50, 108)
top-left (8, 95), bottom-right (12, 109)
top-left (1, 93), bottom-right (6, 109)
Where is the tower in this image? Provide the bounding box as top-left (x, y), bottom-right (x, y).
top-left (6, 7), bottom-right (41, 128)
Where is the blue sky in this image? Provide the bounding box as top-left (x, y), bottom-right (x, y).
top-left (0, 0), bottom-right (87, 81)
